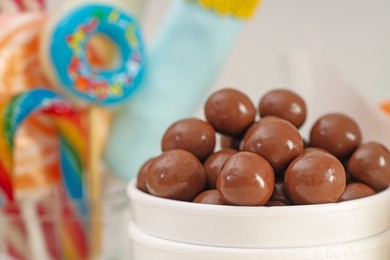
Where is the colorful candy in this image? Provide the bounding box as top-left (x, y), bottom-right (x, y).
top-left (0, 13), bottom-right (61, 193)
top-left (40, 1), bottom-right (146, 106)
top-left (0, 0), bottom-right (46, 12)
top-left (0, 89), bottom-right (87, 201)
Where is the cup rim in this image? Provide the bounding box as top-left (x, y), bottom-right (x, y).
top-left (127, 181), bottom-right (390, 216)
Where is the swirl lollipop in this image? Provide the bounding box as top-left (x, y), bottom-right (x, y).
top-left (0, 89), bottom-right (88, 259)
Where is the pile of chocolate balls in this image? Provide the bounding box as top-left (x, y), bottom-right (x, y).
top-left (136, 88), bottom-right (390, 206)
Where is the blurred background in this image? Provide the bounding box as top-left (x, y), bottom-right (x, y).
top-left (142, 0), bottom-right (390, 107)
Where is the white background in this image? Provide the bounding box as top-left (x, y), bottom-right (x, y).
top-left (142, 0), bottom-right (390, 107)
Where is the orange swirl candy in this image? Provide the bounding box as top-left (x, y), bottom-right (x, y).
top-left (0, 14), bottom-right (62, 193)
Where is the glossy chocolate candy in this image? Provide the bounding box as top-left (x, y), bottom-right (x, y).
top-left (162, 118), bottom-right (216, 161)
top-left (203, 148), bottom-right (237, 189)
top-left (136, 157), bottom-right (154, 193)
top-left (241, 117), bottom-right (304, 174)
top-left (217, 151), bottom-right (274, 206)
top-left (193, 190), bottom-right (228, 205)
top-left (205, 88), bottom-right (256, 135)
top-left (284, 151), bottom-right (346, 204)
top-left (339, 182), bottom-right (375, 201)
top-left (146, 149), bottom-right (206, 201)
top-left (310, 113), bottom-right (362, 160)
top-left (259, 89), bottom-right (307, 128)
top-left (348, 142), bottom-right (390, 191)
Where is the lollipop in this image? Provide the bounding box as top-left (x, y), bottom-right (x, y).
top-left (0, 89), bottom-right (88, 259)
top-left (106, 0), bottom-right (262, 180)
top-left (0, 13), bottom-right (63, 194)
top-left (40, 1), bottom-right (146, 257)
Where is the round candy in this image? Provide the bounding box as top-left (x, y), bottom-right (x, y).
top-left (162, 118), bottom-right (216, 161)
top-left (339, 182), bottom-right (375, 202)
top-left (193, 190), bottom-right (228, 205)
top-left (259, 89), bottom-right (307, 128)
top-left (145, 149), bottom-right (206, 201)
top-left (310, 113), bottom-right (362, 160)
top-left (205, 88), bottom-right (256, 135)
top-left (203, 148), bottom-right (237, 189)
top-left (217, 151), bottom-right (274, 206)
top-left (284, 151), bottom-right (346, 205)
top-left (241, 117), bottom-right (304, 173)
top-left (348, 142), bottom-right (390, 191)
top-left (136, 157), bottom-right (154, 193)
top-left (41, 1), bottom-right (146, 106)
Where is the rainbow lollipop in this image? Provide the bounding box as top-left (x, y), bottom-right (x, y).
top-left (0, 88), bottom-right (88, 259)
top-left (0, 88), bottom-right (87, 202)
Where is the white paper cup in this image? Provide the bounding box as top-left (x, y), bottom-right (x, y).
top-left (129, 222), bottom-right (390, 260)
top-left (128, 181), bottom-right (390, 248)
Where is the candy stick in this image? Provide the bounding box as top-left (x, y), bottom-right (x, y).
top-left (40, 1), bottom-right (146, 256)
top-left (0, 89), bottom-right (88, 258)
top-left (0, 0), bottom-right (46, 12)
top-left (0, 13), bottom-right (63, 194)
top-left (20, 200), bottom-right (51, 260)
top-left (106, 0), bottom-right (261, 180)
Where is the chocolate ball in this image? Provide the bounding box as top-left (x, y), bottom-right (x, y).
top-left (348, 142), bottom-right (390, 191)
top-left (145, 149), bottom-right (206, 201)
top-left (220, 134), bottom-right (241, 150)
top-left (136, 157), bottom-right (154, 193)
top-left (193, 190), bottom-right (228, 205)
top-left (205, 88), bottom-right (256, 135)
top-left (310, 113), bottom-right (362, 160)
top-left (284, 151), bottom-right (346, 204)
top-left (339, 182), bottom-right (375, 202)
top-left (241, 117), bottom-right (304, 173)
top-left (259, 89), bottom-right (307, 128)
top-left (217, 151), bottom-right (274, 206)
top-left (162, 118), bottom-right (216, 161)
top-left (203, 148), bottom-right (237, 189)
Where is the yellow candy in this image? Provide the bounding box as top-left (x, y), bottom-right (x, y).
top-left (196, 0), bottom-right (261, 19)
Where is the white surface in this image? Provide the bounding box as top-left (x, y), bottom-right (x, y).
top-left (128, 181), bottom-right (390, 248)
top-left (129, 223), bottom-right (390, 260)
top-left (142, 0), bottom-right (390, 107)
